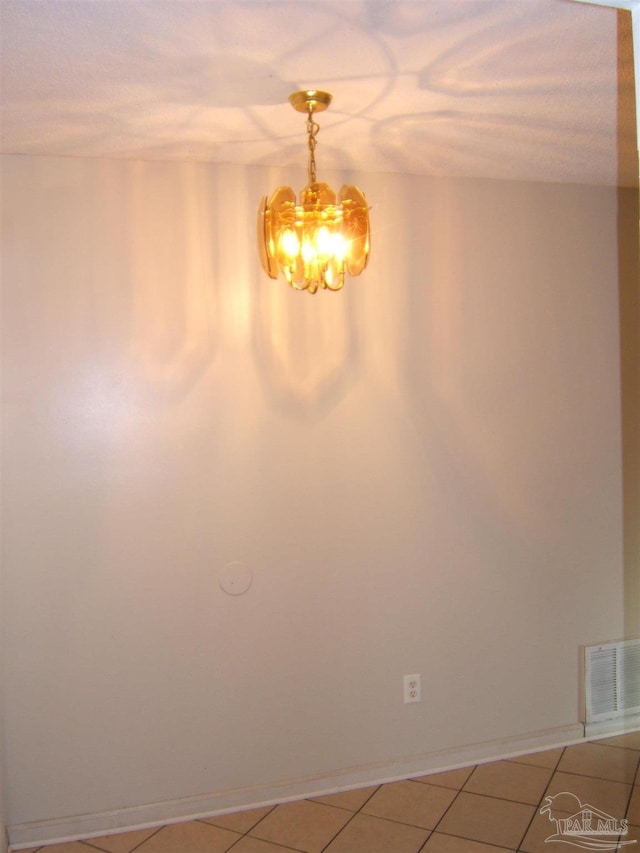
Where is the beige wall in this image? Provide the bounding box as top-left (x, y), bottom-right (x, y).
top-left (0, 155), bottom-right (626, 832)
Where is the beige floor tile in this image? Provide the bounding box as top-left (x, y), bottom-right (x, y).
top-left (508, 748), bottom-right (564, 769)
top-left (322, 813), bottom-right (429, 853)
top-left (519, 807), bottom-right (571, 853)
top-left (545, 770), bottom-right (632, 817)
top-left (413, 767), bottom-right (474, 790)
top-left (248, 800), bottom-right (351, 853)
top-left (422, 831), bottom-right (516, 852)
top-left (598, 731), bottom-right (640, 750)
top-left (558, 741), bottom-right (639, 783)
top-left (435, 791), bottom-right (535, 849)
top-left (81, 828), bottom-right (159, 853)
top-left (361, 779), bottom-right (457, 830)
top-left (628, 783), bottom-right (640, 826)
top-left (200, 807), bottom-right (275, 834)
top-left (134, 820), bottom-right (240, 853)
top-left (463, 759), bottom-right (552, 805)
top-left (310, 786), bottom-right (379, 811)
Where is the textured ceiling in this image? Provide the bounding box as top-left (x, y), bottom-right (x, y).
top-left (0, 0), bottom-right (637, 186)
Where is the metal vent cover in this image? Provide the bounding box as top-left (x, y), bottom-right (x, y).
top-left (583, 638), bottom-right (640, 724)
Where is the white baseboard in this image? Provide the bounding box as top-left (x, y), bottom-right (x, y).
top-left (9, 722), bottom-right (589, 850)
top-left (584, 713), bottom-right (640, 739)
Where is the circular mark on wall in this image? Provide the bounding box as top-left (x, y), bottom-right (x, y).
top-left (219, 561), bottom-right (253, 596)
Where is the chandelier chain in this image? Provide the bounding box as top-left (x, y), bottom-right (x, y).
top-left (306, 107), bottom-right (320, 183)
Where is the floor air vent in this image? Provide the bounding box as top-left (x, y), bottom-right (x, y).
top-left (582, 638), bottom-right (640, 725)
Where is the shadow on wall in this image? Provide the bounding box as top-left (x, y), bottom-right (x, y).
top-left (396, 178), bottom-right (549, 544)
top-left (251, 275), bottom-right (360, 420)
top-left (619, 183), bottom-right (639, 638)
top-left (125, 161), bottom-right (219, 403)
top-left (399, 175), bottom-right (625, 549)
top-left (34, 155), bottom-right (361, 420)
top-left (0, 157), bottom-right (221, 466)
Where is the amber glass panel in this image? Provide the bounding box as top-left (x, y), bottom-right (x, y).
top-left (339, 184), bottom-right (370, 276)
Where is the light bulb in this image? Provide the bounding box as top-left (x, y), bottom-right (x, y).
top-left (281, 229), bottom-right (299, 258)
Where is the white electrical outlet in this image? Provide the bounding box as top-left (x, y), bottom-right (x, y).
top-left (403, 674), bottom-right (421, 704)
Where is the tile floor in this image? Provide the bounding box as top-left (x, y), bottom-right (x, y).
top-left (14, 732), bottom-right (640, 853)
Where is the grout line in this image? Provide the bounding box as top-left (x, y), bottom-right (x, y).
top-left (227, 831), bottom-right (305, 853)
top-left (80, 824), bottom-right (165, 853)
top-left (317, 811), bottom-right (358, 853)
top-left (515, 745), bottom-right (566, 852)
top-left (596, 742), bottom-right (640, 752)
top-left (550, 768), bottom-right (638, 785)
top-left (417, 829), bottom-right (433, 852)
top-left (200, 802), bottom-right (278, 836)
top-left (426, 765), bottom-right (473, 838)
top-left (223, 803), bottom-right (293, 853)
top-left (224, 810), bottom-right (304, 853)
top-left (623, 750), bottom-right (640, 824)
top-left (316, 785), bottom-right (387, 853)
top-left (420, 830), bottom-right (515, 853)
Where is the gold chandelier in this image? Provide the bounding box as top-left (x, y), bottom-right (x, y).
top-left (258, 90), bottom-right (370, 294)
